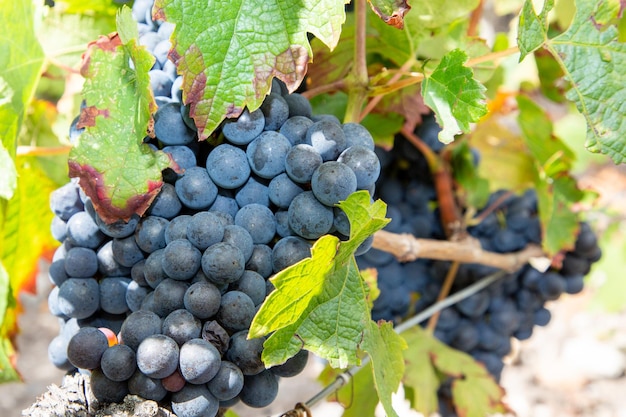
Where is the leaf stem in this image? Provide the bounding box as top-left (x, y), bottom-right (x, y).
top-left (16, 146), bottom-right (72, 156)
top-left (426, 261), bottom-right (459, 333)
top-left (372, 230), bottom-right (546, 271)
top-left (466, 46), bottom-right (520, 67)
top-left (281, 269), bottom-right (509, 415)
top-left (343, 0), bottom-right (369, 123)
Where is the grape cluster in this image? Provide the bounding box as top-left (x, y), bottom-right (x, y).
top-left (48, 2), bottom-right (381, 415)
top-left (358, 120), bottom-right (602, 391)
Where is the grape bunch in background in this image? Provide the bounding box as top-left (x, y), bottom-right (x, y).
top-left (358, 124), bottom-right (601, 415)
top-left (46, 1), bottom-right (380, 416)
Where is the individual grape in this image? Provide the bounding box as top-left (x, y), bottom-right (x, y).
top-left (561, 254), bottom-right (591, 276)
top-left (112, 235), bottom-right (145, 267)
top-left (64, 247), bottom-right (98, 278)
top-left (260, 93), bottom-right (289, 131)
top-left (48, 335), bottom-right (74, 371)
top-left (179, 338), bottom-right (221, 384)
top-left (147, 183), bottom-right (182, 218)
top-left (234, 204), bottom-right (276, 244)
top-left (280, 116), bottom-right (314, 146)
top-left (222, 225), bottom-right (254, 262)
top-left (533, 306), bottom-right (552, 326)
top-left (342, 122), bottom-right (375, 150)
top-left (222, 108), bottom-right (265, 145)
top-left (456, 291), bottom-right (490, 318)
top-left (162, 309), bottom-right (202, 345)
top-left (119, 310), bottom-right (163, 351)
top-left (143, 248), bottom-right (168, 288)
top-left (99, 240), bottom-right (132, 277)
top-left (134, 216), bottom-right (169, 253)
top-left (449, 320), bottom-right (480, 351)
top-left (216, 291), bottom-right (255, 332)
top-left (187, 211), bottom-right (225, 250)
top-left (50, 216), bottom-right (67, 242)
top-left (128, 370), bottom-right (168, 401)
top-left (90, 368), bottom-right (129, 403)
top-left (50, 181), bottom-right (83, 221)
top-left (140, 291), bottom-right (157, 313)
top-left (131, 259), bottom-right (148, 286)
top-left (57, 278), bottom-right (99, 319)
top-left (287, 191), bottom-right (333, 239)
top-left (152, 39), bottom-right (171, 67)
top-left (66, 211), bottom-right (105, 248)
top-left (101, 344), bottom-right (137, 382)
top-left (246, 131), bottom-right (292, 179)
top-left (268, 173), bottom-right (304, 209)
top-left (284, 93), bottom-right (312, 118)
top-left (272, 236), bottom-right (311, 273)
top-left (239, 370), bottom-right (279, 408)
top-left (337, 145), bottom-right (381, 189)
top-left (274, 210), bottom-right (294, 238)
top-left (245, 244), bottom-right (273, 279)
top-left (311, 161), bottom-right (358, 206)
top-left (175, 166), bottom-right (218, 210)
top-left (306, 120), bottom-right (347, 161)
top-left (161, 369), bottom-right (186, 393)
top-left (125, 280), bottom-right (150, 312)
top-left (153, 279), bottom-right (189, 317)
top-left (202, 320), bottom-right (230, 356)
top-left (270, 349), bottom-right (308, 377)
top-left (165, 214), bottom-right (192, 244)
top-left (230, 270), bottom-right (266, 306)
top-left (180, 103), bottom-right (197, 131)
top-left (209, 193), bottom-right (239, 220)
top-left (226, 330), bottom-right (265, 375)
top-left (183, 281), bottom-right (221, 319)
top-left (564, 274), bottom-right (584, 294)
top-left (137, 334), bottom-right (180, 378)
top-left (285, 144), bottom-right (323, 184)
top-left (171, 384), bottom-right (219, 417)
top-left (416, 114), bottom-right (445, 152)
top-left (333, 207), bottom-right (350, 236)
top-left (95, 213), bottom-right (140, 239)
top-left (235, 176), bottom-right (270, 208)
top-left (202, 242), bottom-right (245, 286)
top-left (154, 102), bottom-right (195, 145)
top-left (206, 144), bottom-right (250, 189)
top-left (67, 327), bottom-right (109, 369)
top-left (162, 239), bottom-right (202, 280)
top-left (492, 228), bottom-right (526, 253)
top-left (99, 277), bottom-right (131, 314)
top-left (205, 362), bottom-right (244, 403)
top-left (537, 271), bottom-right (566, 300)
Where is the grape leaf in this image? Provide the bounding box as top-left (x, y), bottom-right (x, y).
top-left (250, 192), bottom-right (406, 416)
top-left (517, 95), bottom-right (583, 254)
top-left (0, 261), bottom-right (19, 382)
top-left (0, 0), bottom-right (45, 156)
top-left (421, 49), bottom-right (487, 144)
top-left (318, 361), bottom-right (380, 417)
top-left (153, 0), bottom-right (347, 140)
top-left (518, 0), bottom-right (626, 164)
top-left (402, 327), bottom-right (509, 417)
top-left (450, 141), bottom-right (490, 209)
top-left (517, 0), bottom-right (553, 60)
top-left (367, 0), bottom-right (411, 29)
top-left (68, 7), bottom-right (173, 223)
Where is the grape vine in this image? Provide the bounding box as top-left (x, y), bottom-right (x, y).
top-left (1, 1), bottom-right (624, 417)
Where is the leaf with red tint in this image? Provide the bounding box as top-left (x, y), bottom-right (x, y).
top-left (68, 7), bottom-right (174, 223)
top-left (368, 0), bottom-right (411, 29)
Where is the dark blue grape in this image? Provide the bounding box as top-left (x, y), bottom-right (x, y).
top-left (48, 335), bottom-right (74, 371)
top-left (245, 244), bottom-right (273, 278)
top-left (337, 145), bottom-right (381, 189)
top-left (58, 278), bottom-right (99, 319)
top-left (149, 69), bottom-right (174, 97)
top-left (280, 116), bottom-right (314, 146)
top-left (287, 191), bottom-right (333, 239)
top-left (90, 368), bottom-right (129, 403)
top-left (260, 93), bottom-right (289, 131)
top-left (306, 120), bottom-right (347, 161)
top-left (179, 338), bottom-right (221, 384)
top-left (184, 281), bottom-right (221, 319)
top-left (234, 204), bottom-right (276, 244)
top-left (239, 370), bottom-right (279, 408)
top-left (187, 211), bottom-right (225, 250)
top-left (231, 270), bottom-right (266, 306)
top-left (64, 247), bottom-right (98, 278)
top-left (101, 344), bottom-right (137, 382)
top-left (125, 280), bottom-right (150, 312)
top-left (135, 216), bottom-right (169, 253)
top-left (162, 239), bottom-right (202, 280)
top-left (112, 235), bottom-right (145, 267)
top-left (207, 361), bottom-right (244, 401)
top-left (246, 131), bottom-right (292, 179)
top-left (171, 384), bottom-right (219, 417)
top-left (271, 349), bottom-right (308, 377)
top-left (235, 176), bottom-right (270, 208)
top-left (67, 327), bottom-right (109, 369)
top-left (175, 166), bottom-right (218, 210)
top-left (222, 225), bottom-right (254, 262)
top-left (268, 173), bottom-right (304, 209)
top-left (206, 144), bottom-right (250, 189)
top-left (153, 279), bottom-right (189, 317)
top-left (311, 161), bottom-right (357, 206)
top-left (99, 277), bottom-right (131, 314)
top-left (128, 370), bottom-right (168, 401)
top-left (154, 102), bottom-right (195, 145)
top-left (222, 108), bottom-right (265, 145)
top-left (343, 123), bottom-right (374, 150)
top-left (272, 236), bottom-right (311, 272)
top-left (148, 183), bottom-right (182, 218)
top-left (285, 144), bottom-right (323, 184)
top-left (50, 181), bottom-right (83, 221)
top-left (226, 330), bottom-right (265, 375)
top-left (217, 291), bottom-right (255, 332)
top-left (66, 211), bottom-right (105, 248)
top-left (162, 309), bottom-right (202, 345)
top-left (119, 310), bottom-right (163, 351)
top-left (137, 334), bottom-right (179, 378)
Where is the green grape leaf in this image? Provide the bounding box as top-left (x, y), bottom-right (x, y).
top-left (153, 0), bottom-right (347, 140)
top-left (250, 191), bottom-right (389, 365)
top-left (367, 0), bottom-right (411, 29)
top-left (0, 144), bottom-right (17, 200)
top-left (55, 0), bottom-right (120, 17)
top-left (518, 0), bottom-right (626, 164)
top-left (68, 7), bottom-right (174, 223)
top-left (402, 327), bottom-right (509, 417)
top-left (421, 49), bottom-right (488, 144)
top-left (517, 95), bottom-right (583, 254)
top-left (517, 0), bottom-right (553, 60)
top-left (0, 1), bottom-right (45, 156)
top-left (317, 362), bottom-right (379, 417)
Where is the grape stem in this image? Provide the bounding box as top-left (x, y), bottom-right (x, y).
top-left (467, 0), bottom-right (484, 37)
top-left (426, 261), bottom-right (459, 332)
top-left (343, 0), bottom-right (370, 123)
top-left (281, 269), bottom-right (508, 416)
top-left (371, 229), bottom-right (546, 272)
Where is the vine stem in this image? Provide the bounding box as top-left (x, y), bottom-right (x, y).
top-left (466, 46), bottom-right (520, 67)
top-left (372, 230), bottom-right (546, 272)
top-left (343, 0), bottom-right (369, 123)
top-left (300, 80), bottom-right (346, 99)
top-left (467, 0), bottom-right (484, 37)
top-left (282, 269), bottom-right (509, 416)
